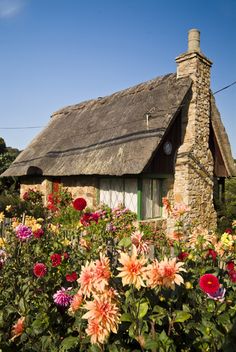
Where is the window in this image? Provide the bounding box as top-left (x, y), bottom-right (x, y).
top-left (99, 178), bottom-right (137, 213)
top-left (99, 177), bottom-right (163, 219)
top-left (141, 178), bottom-right (162, 219)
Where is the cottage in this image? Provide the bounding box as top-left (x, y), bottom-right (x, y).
top-left (2, 29), bottom-right (235, 229)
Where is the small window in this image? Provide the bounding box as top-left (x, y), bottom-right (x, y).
top-left (99, 178), bottom-right (137, 213)
top-left (141, 179), bottom-right (161, 219)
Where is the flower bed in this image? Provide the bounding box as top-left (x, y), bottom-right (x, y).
top-left (0, 190), bottom-right (235, 351)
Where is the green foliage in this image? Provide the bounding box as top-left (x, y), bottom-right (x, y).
top-left (217, 177), bottom-right (236, 231)
top-left (0, 137), bottom-right (20, 199)
top-left (0, 197), bottom-right (235, 351)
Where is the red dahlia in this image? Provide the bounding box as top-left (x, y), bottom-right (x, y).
top-left (226, 261), bottom-right (235, 271)
top-left (73, 197), bottom-right (87, 211)
top-left (33, 228), bottom-right (44, 238)
top-left (33, 263), bottom-right (47, 277)
top-left (229, 270), bottom-right (236, 283)
top-left (50, 253), bottom-right (62, 267)
top-left (178, 252), bottom-right (189, 261)
top-left (206, 249), bottom-right (217, 261)
top-left (66, 271), bottom-right (78, 282)
top-left (199, 274), bottom-right (220, 294)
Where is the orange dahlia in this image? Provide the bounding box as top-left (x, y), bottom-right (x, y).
top-left (11, 317), bottom-right (25, 341)
top-left (93, 254), bottom-right (111, 292)
top-left (68, 292), bottom-right (83, 315)
top-left (117, 245), bottom-right (147, 289)
top-left (77, 261), bottom-right (95, 297)
top-left (158, 257), bottom-right (185, 289)
top-left (83, 296), bottom-right (120, 341)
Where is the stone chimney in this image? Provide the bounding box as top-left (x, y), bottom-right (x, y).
top-left (170, 29), bottom-right (217, 230)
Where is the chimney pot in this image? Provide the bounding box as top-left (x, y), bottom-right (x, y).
top-left (188, 29), bottom-right (200, 53)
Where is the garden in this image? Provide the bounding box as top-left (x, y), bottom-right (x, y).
top-left (0, 188), bottom-right (235, 351)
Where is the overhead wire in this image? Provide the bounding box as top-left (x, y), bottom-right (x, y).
top-left (0, 79), bottom-right (235, 131)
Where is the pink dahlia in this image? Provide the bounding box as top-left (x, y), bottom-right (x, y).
top-left (53, 287), bottom-right (73, 306)
top-left (15, 224), bottom-right (33, 240)
top-left (33, 263), bottom-right (47, 277)
top-left (199, 274), bottom-right (220, 294)
top-left (73, 197), bottom-right (87, 211)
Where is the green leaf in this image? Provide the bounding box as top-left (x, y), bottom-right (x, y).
top-left (137, 302), bottom-right (149, 319)
top-left (120, 313), bottom-right (133, 322)
top-left (144, 336), bottom-right (159, 350)
top-left (59, 336), bottom-right (79, 351)
top-left (118, 237), bottom-right (132, 247)
top-left (173, 310), bottom-right (191, 323)
top-left (31, 314), bottom-right (49, 335)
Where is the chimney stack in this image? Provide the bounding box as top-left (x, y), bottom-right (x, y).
top-left (170, 29), bottom-right (217, 230)
top-left (188, 29), bottom-right (200, 53)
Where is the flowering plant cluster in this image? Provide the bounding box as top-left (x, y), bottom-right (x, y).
top-left (0, 196), bottom-right (235, 351)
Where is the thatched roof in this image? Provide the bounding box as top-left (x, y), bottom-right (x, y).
top-left (211, 95), bottom-right (236, 176)
top-left (2, 72), bottom-right (235, 178)
top-left (2, 73), bottom-right (192, 177)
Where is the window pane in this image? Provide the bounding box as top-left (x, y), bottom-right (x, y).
top-left (100, 179), bottom-right (110, 205)
top-left (124, 179), bottom-right (137, 213)
top-left (142, 179), bottom-right (152, 219)
top-left (152, 179), bottom-right (161, 217)
top-left (142, 179), bottom-right (161, 219)
top-left (110, 178), bottom-right (123, 208)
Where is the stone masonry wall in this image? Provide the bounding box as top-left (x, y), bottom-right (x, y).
top-left (62, 176), bottom-right (98, 208)
top-left (169, 51), bottom-right (217, 231)
top-left (20, 176), bottom-right (98, 208)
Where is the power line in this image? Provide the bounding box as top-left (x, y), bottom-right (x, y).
top-left (213, 80), bottom-right (236, 95)
top-left (0, 80), bottom-right (235, 131)
top-left (0, 126), bottom-right (44, 130)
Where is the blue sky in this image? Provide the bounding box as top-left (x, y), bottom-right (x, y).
top-left (0, 0), bottom-right (236, 157)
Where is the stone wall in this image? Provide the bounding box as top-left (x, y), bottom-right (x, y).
top-left (170, 37), bottom-right (217, 231)
top-left (62, 176), bottom-right (98, 208)
top-left (20, 177), bottom-right (51, 205)
top-left (20, 176), bottom-right (98, 209)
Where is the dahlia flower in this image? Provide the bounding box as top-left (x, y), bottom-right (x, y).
top-left (11, 317), bottom-right (25, 341)
top-left (77, 261), bottom-right (95, 297)
top-left (33, 263), bottom-right (47, 278)
top-left (53, 287), bottom-right (73, 307)
top-left (199, 274), bottom-right (220, 294)
top-left (158, 257), bottom-right (185, 289)
top-left (73, 197), bottom-right (87, 211)
top-left (66, 271), bottom-right (78, 282)
top-left (147, 257), bottom-right (185, 289)
top-left (117, 245), bottom-right (148, 289)
top-left (206, 287), bottom-right (226, 302)
top-left (82, 296), bottom-right (120, 342)
top-left (33, 228), bottom-right (44, 238)
top-left (50, 253), bottom-right (62, 267)
top-left (171, 203), bottom-right (190, 219)
top-left (131, 231), bottom-right (150, 255)
top-left (68, 292), bottom-right (83, 315)
top-left (93, 254), bottom-right (111, 292)
top-left (86, 319), bottom-right (109, 344)
top-left (206, 249), bottom-right (217, 261)
top-left (15, 224), bottom-right (33, 240)
top-left (146, 259), bottom-right (163, 288)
